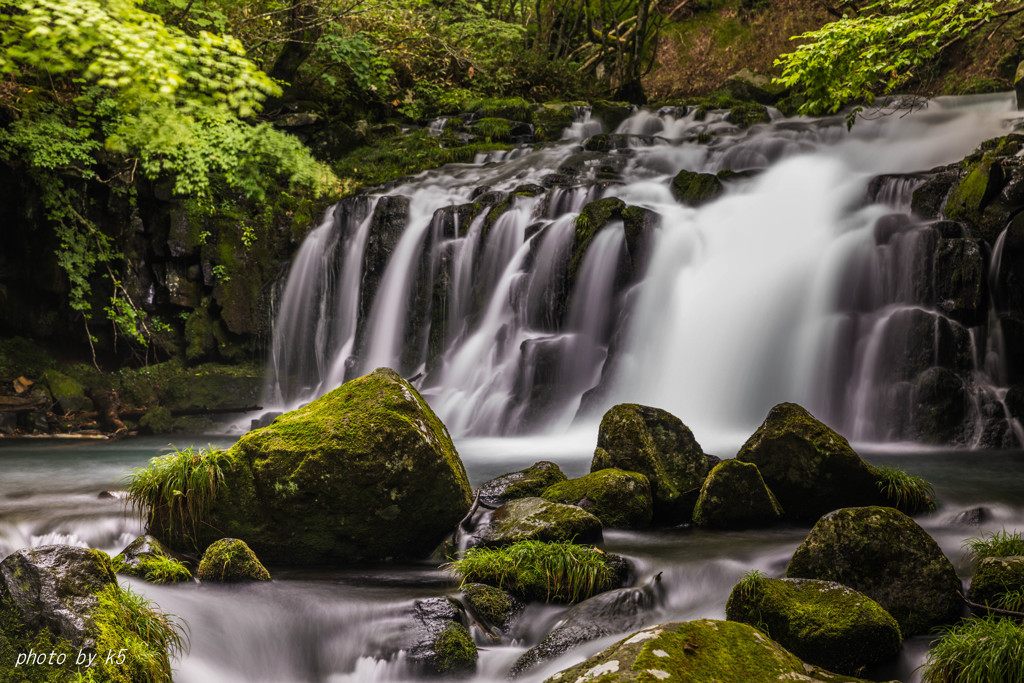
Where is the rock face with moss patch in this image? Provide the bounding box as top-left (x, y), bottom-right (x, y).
top-left (162, 367), bottom-right (473, 565)
top-left (736, 403), bottom-right (884, 522)
top-left (471, 497), bottom-right (603, 548)
top-left (42, 369), bottom-right (92, 414)
top-left (969, 555), bottom-right (1024, 609)
top-left (541, 469), bottom-right (653, 529)
top-left (726, 577), bottom-right (901, 675)
top-left (786, 506), bottom-right (962, 636)
top-left (462, 583), bottom-right (524, 633)
top-left (543, 619), bottom-right (887, 683)
top-left (402, 597), bottom-right (477, 677)
top-left (113, 535), bottom-right (191, 584)
top-left (592, 404), bottom-right (709, 524)
top-left (197, 538), bottom-right (271, 582)
top-left (671, 169), bottom-right (724, 207)
top-left (477, 461), bottom-right (567, 507)
top-left (693, 460), bottom-right (783, 529)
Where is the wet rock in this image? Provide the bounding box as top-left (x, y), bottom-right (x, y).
top-left (670, 169), bottom-right (724, 207)
top-left (250, 411), bottom-right (283, 430)
top-left (736, 403), bottom-right (885, 522)
top-left (470, 497), bottom-right (603, 548)
top-left (592, 403), bottom-right (709, 524)
top-left (950, 506), bottom-right (993, 526)
top-left (477, 461), bottom-right (568, 507)
top-left (911, 367), bottom-right (968, 444)
top-left (911, 170), bottom-right (958, 219)
top-left (720, 69), bottom-right (786, 105)
top-left (359, 196), bottom-right (410, 327)
top-left (543, 619), bottom-right (888, 683)
top-left (726, 576), bottom-right (901, 675)
top-left (462, 583), bottom-right (524, 633)
top-left (196, 538), bottom-right (270, 582)
top-left (934, 237), bottom-right (987, 325)
top-left (42, 369), bottom-right (91, 414)
top-left (693, 460), bottom-right (783, 529)
top-left (590, 101), bottom-right (634, 131)
top-left (511, 574), bottom-right (665, 677)
top-left (727, 102), bottom-right (771, 128)
top-left (969, 555), bottom-right (1024, 610)
top-left (403, 597), bottom-right (478, 677)
top-left (541, 468), bottom-right (653, 529)
top-left (786, 506), bottom-right (963, 636)
top-left (114, 535), bottom-right (192, 584)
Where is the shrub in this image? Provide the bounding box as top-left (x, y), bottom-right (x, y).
top-left (921, 616), bottom-right (1024, 683)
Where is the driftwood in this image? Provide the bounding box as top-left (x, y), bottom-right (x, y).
top-left (88, 388), bottom-right (128, 438)
top-left (0, 395), bottom-right (47, 412)
top-left (959, 591), bottom-right (1024, 619)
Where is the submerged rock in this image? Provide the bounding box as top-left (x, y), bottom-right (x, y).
top-left (470, 497), bottom-right (603, 548)
top-left (197, 538), bottom-right (271, 582)
top-left (693, 459), bottom-right (783, 529)
top-left (592, 403), bottom-right (709, 524)
top-left (726, 576), bottom-right (902, 675)
top-left (543, 619), bottom-right (889, 682)
top-left (477, 461), bottom-right (567, 507)
top-left (541, 468), bottom-right (653, 529)
top-left (736, 403), bottom-right (884, 522)
top-left (786, 506), bottom-right (962, 636)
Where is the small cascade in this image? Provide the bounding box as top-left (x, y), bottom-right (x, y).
top-left (264, 92), bottom-right (1021, 446)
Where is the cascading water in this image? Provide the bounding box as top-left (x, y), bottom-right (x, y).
top-left (265, 94), bottom-right (1022, 450)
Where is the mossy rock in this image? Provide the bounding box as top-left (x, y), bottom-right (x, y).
top-left (786, 506), bottom-right (962, 637)
top-left (945, 158), bottom-right (1000, 223)
top-left (670, 169), bottom-right (724, 207)
top-left (969, 555), bottom-right (1024, 610)
top-left (590, 101), bottom-right (634, 131)
top-left (432, 622), bottom-right (477, 676)
top-left (113, 535), bottom-right (191, 584)
top-left (736, 403), bottom-right (885, 522)
top-left (41, 369), bottom-right (91, 414)
top-left (543, 619), bottom-right (888, 682)
top-left (727, 102), bottom-right (771, 128)
top-left (934, 237), bottom-right (987, 326)
top-left (693, 460), bottom-right (783, 529)
top-left (726, 577), bottom-right (901, 675)
top-left (477, 461), bottom-right (569, 507)
top-left (475, 497), bottom-right (603, 547)
top-left (572, 197), bottom-right (626, 283)
top-left (196, 538), bottom-right (270, 582)
top-left (541, 469), bottom-right (653, 529)
top-left (592, 403), bottom-right (709, 525)
top-left (462, 583), bottom-right (523, 632)
top-left (153, 368), bottom-right (473, 565)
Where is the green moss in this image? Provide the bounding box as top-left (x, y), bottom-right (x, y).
top-left (969, 556), bottom-right (1024, 610)
top-left (572, 197), bottom-right (627, 280)
top-left (499, 461), bottom-right (568, 500)
top-left (41, 369), bottom-right (91, 413)
top-left (197, 538), bottom-right (271, 582)
top-left (112, 554), bottom-right (191, 584)
top-left (471, 117), bottom-right (513, 142)
top-left (671, 169), bottom-right (724, 207)
top-left (725, 576), bottom-right (901, 675)
top-left (487, 497), bottom-right (603, 546)
top-left (945, 158), bottom-right (998, 221)
top-left (463, 96), bottom-right (534, 122)
top-left (0, 337), bottom-right (56, 379)
top-left (462, 584), bottom-right (519, 630)
top-left (138, 406), bottom-right (174, 434)
top-left (541, 469), bottom-right (653, 529)
top-left (693, 460), bottom-right (783, 529)
top-left (447, 540), bottom-right (618, 604)
top-left (432, 623), bottom-right (477, 675)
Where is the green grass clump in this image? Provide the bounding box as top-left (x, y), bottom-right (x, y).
top-left (471, 117), bottom-right (513, 142)
top-left (93, 583), bottom-right (187, 682)
top-left (920, 616), bottom-right (1024, 683)
top-left (126, 446), bottom-right (234, 547)
top-left (733, 569), bottom-right (768, 599)
top-left (994, 588), bottom-right (1024, 613)
top-left (445, 540), bottom-right (617, 604)
top-left (463, 96), bottom-right (533, 122)
top-left (963, 530), bottom-right (1024, 564)
top-left (875, 464), bottom-right (936, 513)
top-left (113, 554), bottom-right (192, 584)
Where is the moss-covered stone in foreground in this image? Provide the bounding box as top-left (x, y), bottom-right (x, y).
top-left (543, 619), bottom-right (889, 682)
top-left (541, 468), bottom-right (653, 529)
top-left (726, 577), bottom-right (901, 675)
top-left (197, 538), bottom-right (271, 582)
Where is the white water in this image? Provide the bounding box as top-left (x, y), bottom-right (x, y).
top-left (265, 93), bottom-right (1021, 452)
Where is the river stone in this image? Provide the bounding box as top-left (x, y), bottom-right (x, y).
top-left (726, 577), bottom-right (901, 675)
top-left (786, 506), bottom-right (962, 636)
top-left (543, 619), bottom-right (889, 683)
top-left (472, 497), bottom-right (603, 548)
top-left (969, 555), bottom-right (1024, 610)
top-left (477, 461), bottom-right (567, 507)
top-left (592, 403), bottom-right (709, 524)
top-left (197, 538), bottom-right (271, 582)
top-left (736, 403), bottom-right (883, 522)
top-left (42, 369), bottom-right (92, 414)
top-left (113, 534), bottom-right (191, 583)
top-left (541, 468), bottom-right (653, 529)
top-left (693, 460), bottom-right (783, 529)
top-left (670, 169), bottom-right (723, 206)
top-left (403, 597), bottom-right (478, 677)
top-left (462, 583), bottom-right (523, 633)
top-left (0, 545), bottom-right (116, 648)
top-left (155, 368), bottom-right (473, 565)
top-left (511, 574), bottom-right (665, 677)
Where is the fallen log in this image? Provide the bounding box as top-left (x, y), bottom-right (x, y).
top-left (0, 395), bottom-right (48, 412)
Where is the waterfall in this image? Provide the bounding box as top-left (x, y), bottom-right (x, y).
top-left (264, 93), bottom-right (1021, 448)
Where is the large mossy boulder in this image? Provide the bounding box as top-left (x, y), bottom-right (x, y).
top-left (969, 555), bottom-right (1024, 610)
top-left (693, 460), bottom-right (783, 529)
top-left (42, 369), bottom-right (92, 414)
top-left (150, 367), bottom-right (473, 565)
top-left (736, 403), bottom-right (883, 522)
top-left (543, 619), bottom-right (888, 683)
top-left (471, 497), bottom-right (603, 548)
top-left (726, 576), bottom-right (901, 675)
top-left (786, 506), bottom-right (962, 636)
top-left (541, 469), bottom-right (653, 529)
top-left (592, 403), bottom-right (709, 524)
top-left (197, 538), bottom-right (271, 582)
top-left (477, 461), bottom-right (567, 507)
top-left (670, 169), bottom-right (724, 207)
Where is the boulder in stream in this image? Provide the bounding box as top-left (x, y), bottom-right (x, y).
top-left (968, 555), bottom-right (1024, 611)
top-left (402, 597), bottom-right (478, 677)
top-left (197, 538), bottom-right (271, 582)
top-left (469, 497), bottom-right (603, 547)
top-left (477, 461), bottom-right (568, 507)
top-left (670, 169), bottom-right (724, 207)
top-left (113, 534), bottom-right (192, 583)
top-left (461, 583), bottom-right (524, 634)
top-left (541, 468), bottom-right (653, 529)
top-left (786, 506), bottom-right (962, 636)
top-left (693, 459), bottom-right (783, 529)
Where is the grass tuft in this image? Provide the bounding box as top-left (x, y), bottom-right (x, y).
top-left (920, 616), bottom-right (1024, 683)
top-left (125, 446), bottom-right (234, 548)
top-left (113, 554), bottom-right (192, 584)
top-left (963, 530), bottom-right (1024, 565)
top-left (876, 464), bottom-right (936, 513)
top-left (94, 583), bottom-right (188, 683)
top-left (445, 540), bottom-right (617, 604)
top-left (734, 569), bottom-right (767, 599)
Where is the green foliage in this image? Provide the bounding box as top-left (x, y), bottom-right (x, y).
top-left (963, 530), bottom-right (1024, 565)
top-left (126, 446), bottom-right (234, 547)
top-left (93, 582), bottom-right (187, 682)
top-left (112, 554), bottom-right (193, 584)
top-left (445, 540), bottom-right (617, 604)
top-left (876, 464), bottom-right (937, 513)
top-left (993, 588), bottom-right (1024, 613)
top-left (734, 569), bottom-right (768, 599)
top-left (921, 616), bottom-right (1024, 683)
top-left (774, 0), bottom-right (999, 118)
